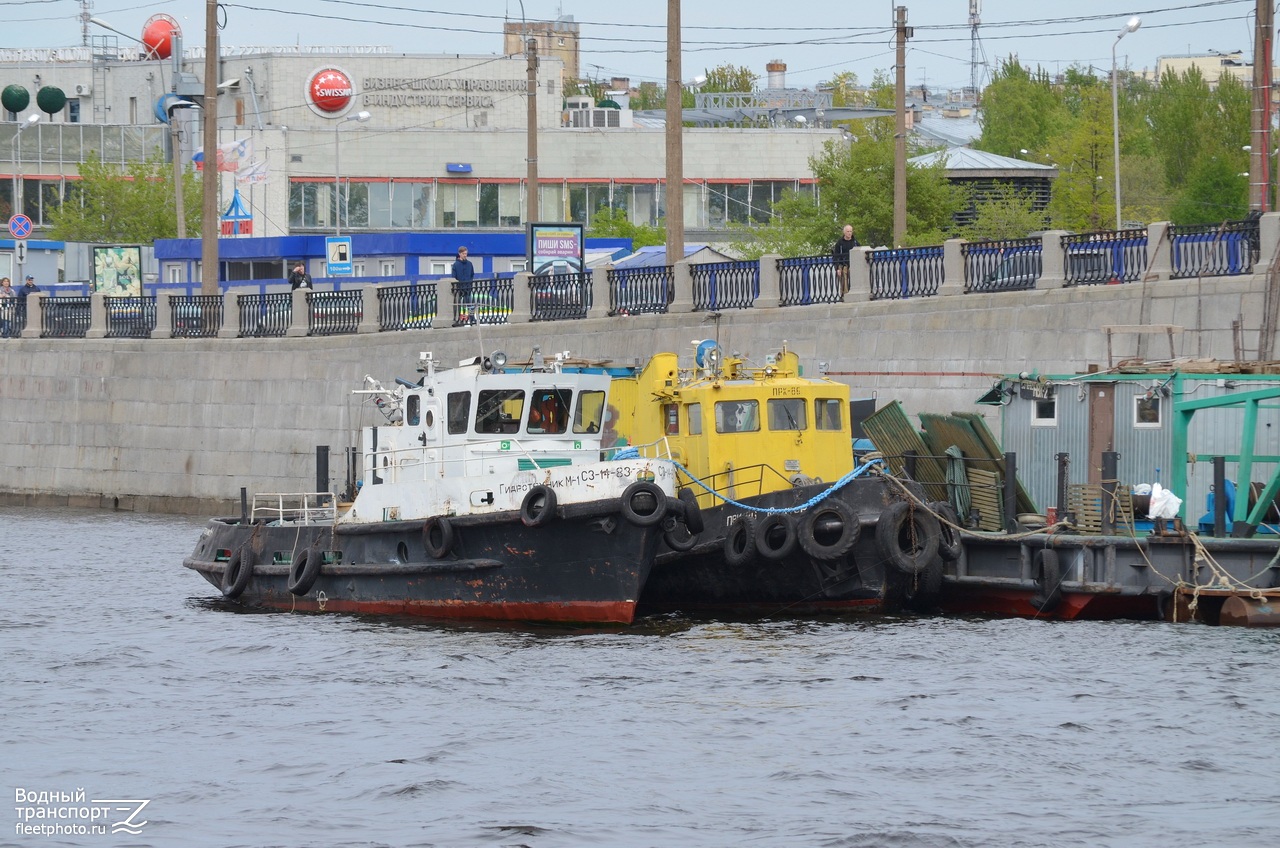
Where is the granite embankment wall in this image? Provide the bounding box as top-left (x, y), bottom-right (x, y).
top-left (0, 271), bottom-right (1267, 515)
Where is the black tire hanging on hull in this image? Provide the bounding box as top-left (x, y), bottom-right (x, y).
top-left (221, 547), bottom-right (254, 599)
top-left (287, 548), bottom-right (322, 596)
top-left (876, 501), bottom-right (941, 576)
top-left (798, 498), bottom-right (860, 561)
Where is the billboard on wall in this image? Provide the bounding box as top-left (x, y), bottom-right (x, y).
top-left (527, 222), bottom-right (585, 276)
top-left (92, 246), bottom-right (143, 296)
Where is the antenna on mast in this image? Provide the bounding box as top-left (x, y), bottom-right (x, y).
top-left (969, 0), bottom-right (982, 101)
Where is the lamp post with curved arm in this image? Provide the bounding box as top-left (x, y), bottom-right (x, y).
top-left (10, 114), bottom-right (40, 219)
top-left (334, 110), bottom-right (370, 236)
top-left (1112, 16), bottom-right (1141, 230)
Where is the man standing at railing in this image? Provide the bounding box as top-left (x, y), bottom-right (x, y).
top-left (832, 224), bottom-right (859, 295)
top-left (452, 246), bottom-right (475, 326)
top-left (289, 261), bottom-right (312, 291)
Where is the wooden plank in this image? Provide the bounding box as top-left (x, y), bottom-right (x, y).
top-left (861, 401), bottom-right (949, 501)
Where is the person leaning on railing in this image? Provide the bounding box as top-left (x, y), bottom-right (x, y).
top-left (832, 224), bottom-right (859, 295)
top-left (0, 277), bottom-right (15, 338)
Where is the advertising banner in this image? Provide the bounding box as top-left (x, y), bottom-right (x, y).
top-left (92, 246), bottom-right (143, 295)
top-left (527, 222), bottom-right (585, 276)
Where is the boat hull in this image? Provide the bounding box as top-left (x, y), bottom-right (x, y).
top-left (184, 507), bottom-right (661, 625)
top-left (639, 476), bottom-right (932, 616)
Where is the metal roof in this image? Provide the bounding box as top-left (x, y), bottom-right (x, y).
top-left (909, 147), bottom-right (1057, 174)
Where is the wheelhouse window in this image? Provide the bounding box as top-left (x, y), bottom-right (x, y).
top-left (528, 388), bottom-right (570, 434)
top-left (406, 395), bottom-right (421, 426)
top-left (767, 398), bottom-right (806, 431)
top-left (663, 403), bottom-right (680, 435)
top-left (1134, 395), bottom-right (1162, 428)
top-left (1031, 397), bottom-right (1057, 427)
top-left (573, 390), bottom-right (605, 434)
top-left (716, 400), bottom-right (759, 433)
top-left (814, 398), bottom-right (843, 430)
top-left (446, 391), bottom-right (470, 434)
top-left (476, 389), bottom-right (525, 434)
top-left (687, 402), bottom-right (702, 435)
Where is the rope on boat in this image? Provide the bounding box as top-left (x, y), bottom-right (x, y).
top-left (655, 457), bottom-right (888, 515)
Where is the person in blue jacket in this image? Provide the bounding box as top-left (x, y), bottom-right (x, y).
top-left (451, 246), bottom-right (475, 325)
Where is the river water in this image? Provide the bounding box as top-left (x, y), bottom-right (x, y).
top-left (2, 506), bottom-right (1277, 848)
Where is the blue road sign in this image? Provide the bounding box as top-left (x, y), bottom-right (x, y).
top-left (326, 236), bottom-right (353, 276)
top-left (8, 214), bottom-right (33, 239)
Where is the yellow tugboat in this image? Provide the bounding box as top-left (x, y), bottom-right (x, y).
top-left (611, 341), bottom-right (955, 616)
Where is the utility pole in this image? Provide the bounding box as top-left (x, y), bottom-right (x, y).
top-left (526, 35), bottom-right (539, 222)
top-left (665, 0), bottom-right (683, 262)
top-left (1250, 0), bottom-right (1273, 211)
top-left (201, 0), bottom-right (218, 294)
top-left (894, 6), bottom-right (911, 247)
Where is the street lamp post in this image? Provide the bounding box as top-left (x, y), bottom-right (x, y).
top-left (166, 100), bottom-right (199, 238)
top-left (10, 114), bottom-right (40, 218)
top-left (1111, 15), bottom-right (1141, 230)
top-left (333, 110), bottom-right (371, 236)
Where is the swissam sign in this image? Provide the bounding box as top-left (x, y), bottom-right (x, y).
top-left (306, 67), bottom-right (356, 117)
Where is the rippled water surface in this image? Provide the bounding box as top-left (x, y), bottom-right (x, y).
top-left (2, 506), bottom-right (1278, 847)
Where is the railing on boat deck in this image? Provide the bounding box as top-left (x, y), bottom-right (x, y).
top-left (362, 437), bottom-right (677, 486)
top-left (251, 492), bottom-right (336, 524)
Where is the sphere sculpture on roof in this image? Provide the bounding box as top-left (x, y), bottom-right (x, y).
top-left (141, 14), bottom-right (180, 60)
top-left (2, 84), bottom-right (30, 114)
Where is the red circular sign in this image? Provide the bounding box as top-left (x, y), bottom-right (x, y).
top-left (308, 68), bottom-right (354, 113)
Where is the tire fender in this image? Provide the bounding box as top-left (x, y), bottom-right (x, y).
top-left (677, 487), bottom-right (705, 534)
top-left (754, 513), bottom-right (798, 560)
top-left (875, 500), bottom-right (941, 576)
top-left (287, 548), bottom-right (322, 596)
top-left (424, 516), bottom-right (455, 559)
top-left (221, 546), bottom-right (254, 599)
top-left (520, 485), bottom-right (558, 528)
top-left (723, 515), bottom-right (756, 566)
top-left (1030, 548), bottom-right (1063, 612)
top-left (928, 501), bottom-right (964, 562)
top-left (621, 480), bottom-right (667, 527)
top-left (798, 498), bottom-right (860, 561)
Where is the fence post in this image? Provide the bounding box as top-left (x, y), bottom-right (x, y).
top-left (1145, 221), bottom-right (1172, 281)
top-left (589, 266), bottom-right (610, 319)
top-left (509, 272), bottom-right (532, 324)
top-left (86, 291), bottom-right (108, 339)
top-left (758, 255), bottom-right (781, 307)
top-left (671, 260), bottom-right (694, 313)
top-left (153, 292), bottom-right (173, 339)
top-left (939, 238), bottom-right (965, 297)
top-left (1036, 230), bottom-right (1069, 289)
top-left (1260, 211), bottom-right (1280, 264)
top-left (217, 290), bottom-right (239, 339)
top-left (286, 288), bottom-right (309, 338)
top-left (847, 246), bottom-right (871, 303)
top-left (440, 277), bottom-right (459, 328)
top-left (357, 283), bottom-right (380, 334)
top-left (19, 291), bottom-right (43, 338)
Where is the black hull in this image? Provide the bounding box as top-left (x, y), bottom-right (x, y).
top-left (184, 508), bottom-right (661, 625)
top-left (638, 477), bottom-right (933, 616)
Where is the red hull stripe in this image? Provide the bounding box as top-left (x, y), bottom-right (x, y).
top-left (253, 596), bottom-right (638, 625)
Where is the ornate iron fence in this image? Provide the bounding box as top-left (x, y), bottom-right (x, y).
top-left (690, 261), bottom-right (759, 310)
top-left (378, 282), bottom-right (437, 331)
top-left (308, 289), bottom-right (363, 336)
top-left (962, 238), bottom-right (1042, 293)
top-left (171, 295), bottom-right (223, 339)
top-left (868, 246), bottom-right (945, 299)
top-left (1170, 217), bottom-right (1260, 279)
top-left (104, 296), bottom-right (157, 339)
top-left (530, 272), bottom-right (591, 321)
top-left (40, 296), bottom-right (91, 339)
top-left (453, 278), bottom-right (512, 326)
top-left (236, 292), bottom-right (292, 338)
top-left (1061, 229), bottom-right (1147, 286)
top-left (608, 266), bottom-right (673, 315)
top-left (778, 255), bottom-right (842, 306)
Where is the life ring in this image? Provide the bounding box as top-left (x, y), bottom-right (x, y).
top-left (798, 498), bottom-right (860, 560)
top-left (754, 513), bottom-right (798, 560)
top-left (928, 501), bottom-right (963, 562)
top-left (1030, 548), bottom-right (1062, 612)
top-left (287, 548), bottom-right (321, 596)
top-left (875, 501), bottom-right (941, 576)
top-left (221, 546), bottom-right (253, 599)
top-left (423, 516), bottom-right (455, 559)
top-left (620, 480), bottom-right (666, 527)
top-left (723, 515), bottom-right (756, 566)
top-left (520, 485), bottom-right (558, 527)
top-left (678, 487), bottom-right (705, 534)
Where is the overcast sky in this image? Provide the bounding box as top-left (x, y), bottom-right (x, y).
top-left (11, 1), bottom-right (1264, 92)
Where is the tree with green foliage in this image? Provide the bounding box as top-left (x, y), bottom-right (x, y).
top-left (975, 57), bottom-right (1069, 160)
top-left (1045, 86), bottom-right (1113, 231)
top-left (963, 184), bottom-right (1048, 241)
top-left (48, 154), bottom-right (202, 243)
top-left (823, 71), bottom-right (861, 107)
top-left (700, 63), bottom-right (758, 93)
top-left (1169, 157), bottom-right (1249, 224)
top-left (586, 208), bottom-right (665, 248)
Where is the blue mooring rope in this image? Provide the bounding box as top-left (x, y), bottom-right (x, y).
top-left (608, 452), bottom-right (884, 515)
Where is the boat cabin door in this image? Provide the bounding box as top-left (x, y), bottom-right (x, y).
top-left (1087, 384), bottom-right (1115, 485)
